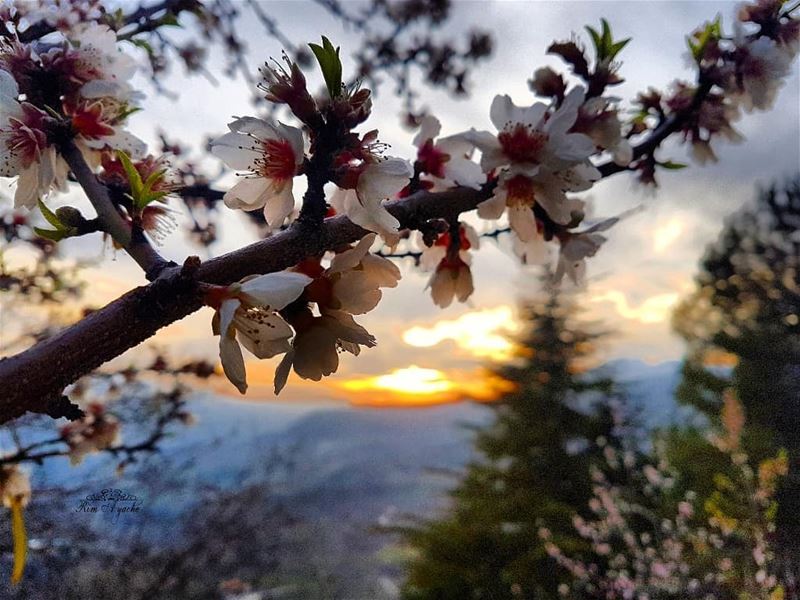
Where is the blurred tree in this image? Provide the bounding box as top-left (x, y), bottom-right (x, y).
top-left (671, 176), bottom-right (800, 578)
top-left (401, 285), bottom-right (628, 599)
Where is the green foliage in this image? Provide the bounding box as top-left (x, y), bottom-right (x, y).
top-left (658, 160), bottom-right (688, 170)
top-left (670, 177), bottom-right (800, 571)
top-left (585, 18), bottom-right (630, 62)
top-left (309, 36), bottom-right (343, 99)
top-left (117, 151), bottom-right (170, 210)
top-left (687, 16), bottom-right (722, 62)
top-left (34, 200), bottom-right (77, 241)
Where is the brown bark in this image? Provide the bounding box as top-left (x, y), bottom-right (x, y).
top-left (0, 186), bottom-right (487, 423)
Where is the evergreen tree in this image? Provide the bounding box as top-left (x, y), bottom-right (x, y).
top-left (671, 176), bottom-right (800, 576)
top-left (402, 287), bottom-right (626, 599)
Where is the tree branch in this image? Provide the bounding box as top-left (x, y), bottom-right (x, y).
top-left (0, 74), bottom-right (717, 423)
top-left (0, 185), bottom-right (488, 423)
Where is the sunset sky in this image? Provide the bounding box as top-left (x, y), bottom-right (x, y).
top-left (2, 1), bottom-right (798, 406)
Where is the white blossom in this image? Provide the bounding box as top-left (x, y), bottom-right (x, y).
top-left (211, 116), bottom-right (305, 229)
top-left (330, 157), bottom-right (413, 240)
top-left (413, 115), bottom-right (484, 189)
top-left (212, 271), bottom-right (311, 393)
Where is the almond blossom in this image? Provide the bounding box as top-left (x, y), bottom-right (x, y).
top-left (210, 116), bottom-right (305, 230)
top-left (329, 157), bottom-right (413, 241)
top-left (64, 23), bottom-right (140, 103)
top-left (0, 70), bottom-right (66, 208)
top-left (554, 212), bottom-right (628, 284)
top-left (412, 115), bottom-right (484, 190)
top-left (419, 223), bottom-right (480, 308)
top-left (465, 87), bottom-right (600, 240)
top-left (60, 403), bottom-right (121, 465)
top-left (728, 30), bottom-right (794, 112)
top-left (275, 234), bottom-right (401, 391)
top-left (576, 96), bottom-right (633, 166)
top-left (210, 271), bottom-right (312, 394)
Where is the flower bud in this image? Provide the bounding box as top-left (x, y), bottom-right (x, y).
top-left (258, 55), bottom-right (321, 127)
top-left (55, 206), bottom-right (86, 228)
top-left (529, 67), bottom-right (566, 100)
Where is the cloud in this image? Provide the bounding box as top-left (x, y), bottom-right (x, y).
top-left (401, 305), bottom-right (520, 361)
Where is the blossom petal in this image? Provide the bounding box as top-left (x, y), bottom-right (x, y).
top-left (274, 350), bottom-right (295, 394)
top-left (328, 233), bottom-right (376, 274)
top-left (358, 158), bottom-right (413, 201)
top-left (239, 271), bottom-right (312, 309)
top-left (223, 177), bottom-right (271, 210)
top-left (276, 121), bottom-right (305, 164)
top-left (477, 188), bottom-right (507, 220)
top-left (263, 182), bottom-right (295, 229)
top-left (428, 269), bottom-right (456, 308)
top-left (545, 86), bottom-right (585, 138)
top-left (443, 156), bottom-right (485, 190)
top-left (508, 203), bottom-right (538, 242)
top-left (227, 116), bottom-right (280, 140)
top-left (220, 335), bottom-right (248, 394)
top-left (236, 312), bottom-right (294, 359)
top-left (211, 131), bottom-right (262, 171)
top-left (413, 115), bottom-right (441, 147)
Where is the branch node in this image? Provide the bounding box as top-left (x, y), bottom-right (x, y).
top-left (44, 396), bottom-right (85, 421)
top-left (181, 255), bottom-right (202, 276)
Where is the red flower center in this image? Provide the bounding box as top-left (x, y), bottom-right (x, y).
top-left (260, 139), bottom-right (297, 181)
top-left (434, 226), bottom-right (472, 251)
top-left (70, 103), bottom-right (115, 139)
top-left (498, 124), bottom-right (549, 164)
top-left (417, 140), bottom-right (449, 178)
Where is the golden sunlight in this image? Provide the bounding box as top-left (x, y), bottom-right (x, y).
top-left (401, 306), bottom-right (519, 360)
top-left (336, 366), bottom-right (514, 407)
top-left (342, 366), bottom-right (455, 395)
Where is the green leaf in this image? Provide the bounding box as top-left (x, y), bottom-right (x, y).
top-left (659, 160), bottom-right (688, 170)
top-left (117, 150), bottom-right (144, 202)
top-left (688, 16), bottom-right (722, 62)
top-left (601, 19), bottom-right (613, 55)
top-left (585, 24), bottom-right (602, 58)
top-left (130, 38), bottom-right (154, 56)
top-left (37, 199), bottom-right (64, 230)
top-left (309, 36), bottom-right (343, 98)
top-left (34, 227), bottom-right (71, 241)
top-left (609, 38), bottom-right (631, 60)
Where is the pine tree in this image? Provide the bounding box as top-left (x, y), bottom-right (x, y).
top-left (402, 287), bottom-right (625, 599)
top-left (671, 177), bottom-right (800, 577)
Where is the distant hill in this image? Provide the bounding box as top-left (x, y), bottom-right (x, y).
top-left (10, 360), bottom-right (696, 598)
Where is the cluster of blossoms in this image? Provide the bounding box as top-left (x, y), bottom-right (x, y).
top-left (0, 1), bottom-right (794, 399)
top-left (418, 222), bottom-right (480, 308)
top-left (207, 233), bottom-right (400, 393)
top-left (203, 1), bottom-right (797, 394)
top-left (59, 401), bottom-right (121, 465)
top-left (638, 0), bottom-right (799, 170)
top-left (2, 0), bottom-right (105, 37)
top-left (0, 21), bottom-right (144, 208)
top-left (544, 393), bottom-right (787, 599)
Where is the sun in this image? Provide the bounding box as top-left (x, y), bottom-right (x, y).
top-left (340, 366), bottom-right (455, 396)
